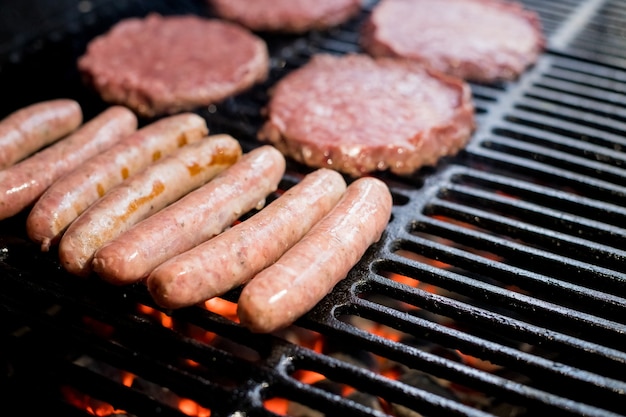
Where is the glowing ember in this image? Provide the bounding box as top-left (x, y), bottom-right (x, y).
top-left (62, 386), bottom-right (128, 417)
top-left (122, 372), bottom-right (135, 387)
top-left (293, 369), bottom-right (326, 385)
top-left (203, 297), bottom-right (239, 322)
top-left (179, 398), bottom-right (211, 417)
top-left (137, 303), bottom-right (173, 327)
top-left (263, 397), bottom-right (289, 416)
top-left (81, 316), bottom-right (115, 339)
top-left (386, 271), bottom-right (441, 295)
top-left (455, 349), bottom-right (502, 373)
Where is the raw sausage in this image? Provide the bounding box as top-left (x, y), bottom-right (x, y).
top-left (147, 168), bottom-right (347, 309)
top-left (93, 145), bottom-right (284, 284)
top-left (237, 177), bottom-right (392, 333)
top-left (59, 134), bottom-right (242, 277)
top-left (26, 113), bottom-right (208, 251)
top-left (0, 106), bottom-right (136, 221)
top-left (0, 99), bottom-right (82, 169)
top-left (93, 145), bottom-right (285, 285)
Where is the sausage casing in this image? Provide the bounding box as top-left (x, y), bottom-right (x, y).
top-left (237, 177), bottom-right (392, 333)
top-left (26, 113), bottom-right (207, 251)
top-left (93, 145), bottom-right (285, 285)
top-left (0, 99), bottom-right (82, 169)
top-left (0, 106), bottom-right (136, 222)
top-left (147, 168), bottom-right (347, 309)
top-left (59, 134), bottom-right (242, 277)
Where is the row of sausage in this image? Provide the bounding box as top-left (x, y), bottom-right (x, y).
top-left (0, 99), bottom-right (393, 333)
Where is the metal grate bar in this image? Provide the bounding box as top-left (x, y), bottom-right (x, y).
top-left (410, 214), bottom-right (625, 290)
top-left (313, 297), bottom-right (625, 417)
top-left (353, 283), bottom-right (626, 410)
top-left (428, 198), bottom-right (626, 268)
top-left (448, 167), bottom-right (626, 228)
top-left (385, 238), bottom-right (626, 334)
top-left (480, 134), bottom-right (626, 188)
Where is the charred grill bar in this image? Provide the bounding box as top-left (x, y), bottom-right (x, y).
top-left (1, 0), bottom-right (625, 416)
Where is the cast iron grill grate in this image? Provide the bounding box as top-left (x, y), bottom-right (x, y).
top-left (1, 0), bottom-right (625, 416)
top-left (560, 0), bottom-right (626, 68)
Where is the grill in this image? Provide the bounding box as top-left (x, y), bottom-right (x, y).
top-left (1, 0), bottom-right (625, 416)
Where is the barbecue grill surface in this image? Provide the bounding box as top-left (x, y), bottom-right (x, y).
top-left (1, 1), bottom-right (625, 416)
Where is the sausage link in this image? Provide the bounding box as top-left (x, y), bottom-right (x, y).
top-left (59, 134), bottom-right (241, 277)
top-left (93, 145), bottom-right (285, 285)
top-left (237, 177), bottom-right (392, 333)
top-left (0, 99), bottom-right (82, 169)
top-left (147, 168), bottom-right (347, 309)
top-left (0, 106), bottom-right (136, 222)
top-left (26, 113), bottom-right (207, 251)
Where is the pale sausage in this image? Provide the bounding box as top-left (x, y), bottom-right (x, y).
top-left (147, 168), bottom-right (347, 309)
top-left (0, 99), bottom-right (82, 169)
top-left (0, 106), bottom-right (136, 221)
top-left (26, 113), bottom-right (208, 251)
top-left (237, 177), bottom-right (392, 333)
top-left (59, 134), bottom-right (242, 277)
top-left (93, 145), bottom-right (285, 285)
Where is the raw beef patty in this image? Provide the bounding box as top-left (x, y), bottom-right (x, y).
top-left (207, 0), bottom-right (362, 33)
top-left (258, 53), bottom-right (476, 177)
top-left (361, 0), bottom-right (544, 83)
top-left (78, 14), bottom-right (269, 117)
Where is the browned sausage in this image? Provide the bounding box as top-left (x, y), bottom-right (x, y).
top-left (0, 99), bottom-right (82, 169)
top-left (0, 106), bottom-right (136, 222)
top-left (147, 168), bottom-right (347, 309)
top-left (26, 113), bottom-right (208, 251)
top-left (59, 134), bottom-right (242, 277)
top-left (93, 145), bottom-right (286, 285)
top-left (237, 177), bottom-right (392, 333)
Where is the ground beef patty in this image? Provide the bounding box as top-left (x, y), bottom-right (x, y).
top-left (207, 0), bottom-right (362, 33)
top-left (258, 53), bottom-right (475, 177)
top-left (361, 0), bottom-right (544, 83)
top-left (78, 14), bottom-right (269, 117)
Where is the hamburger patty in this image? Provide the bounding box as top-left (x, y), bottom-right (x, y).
top-left (78, 14), bottom-right (269, 117)
top-left (258, 53), bottom-right (475, 177)
top-left (361, 0), bottom-right (544, 83)
top-left (207, 0), bottom-right (362, 33)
